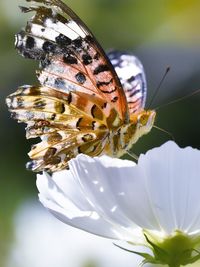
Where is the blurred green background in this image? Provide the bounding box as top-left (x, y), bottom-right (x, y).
top-left (1, 0), bottom-right (200, 266)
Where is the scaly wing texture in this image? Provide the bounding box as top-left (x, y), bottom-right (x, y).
top-left (7, 85), bottom-right (113, 172)
top-left (7, 0), bottom-right (129, 172)
top-left (108, 51), bottom-right (147, 114)
top-left (16, 0), bottom-right (129, 119)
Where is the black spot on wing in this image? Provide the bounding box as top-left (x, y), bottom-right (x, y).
top-left (55, 78), bottom-right (65, 88)
top-left (91, 121), bottom-right (96, 130)
top-left (94, 52), bottom-right (100, 60)
top-left (96, 78), bottom-right (113, 88)
top-left (16, 31), bottom-right (44, 60)
top-left (75, 72), bottom-right (86, 84)
top-left (99, 87), bottom-right (117, 94)
top-left (72, 37), bottom-right (82, 49)
top-left (82, 134), bottom-right (94, 142)
top-left (91, 104), bottom-right (103, 120)
top-left (40, 57), bottom-right (51, 68)
top-left (129, 89), bottom-right (141, 98)
top-left (85, 35), bottom-right (94, 43)
top-left (26, 36), bottom-right (35, 49)
top-left (59, 103), bottom-right (65, 114)
top-left (67, 92), bottom-right (72, 105)
top-left (91, 104), bottom-right (97, 118)
top-left (55, 34), bottom-right (71, 47)
top-left (93, 64), bottom-right (110, 75)
top-left (23, 51), bottom-right (39, 59)
top-left (127, 76), bottom-right (135, 83)
top-left (111, 96), bottom-right (119, 103)
top-left (44, 147), bottom-right (57, 162)
top-left (76, 117), bottom-right (82, 130)
top-left (63, 54), bottom-right (78, 64)
top-left (82, 54), bottom-right (92, 65)
top-left (78, 146), bottom-right (82, 154)
top-left (55, 102), bottom-right (65, 114)
top-left (101, 102), bottom-right (107, 109)
top-left (51, 113), bottom-right (56, 120)
top-left (42, 41), bottom-right (56, 52)
top-left (33, 98), bottom-right (46, 109)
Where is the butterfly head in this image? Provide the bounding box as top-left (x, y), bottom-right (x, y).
top-left (118, 109), bottom-right (156, 156)
top-left (136, 109), bottom-right (156, 132)
top-left (129, 109), bottom-right (156, 139)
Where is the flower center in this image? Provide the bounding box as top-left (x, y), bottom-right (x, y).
top-left (143, 230), bottom-right (200, 267)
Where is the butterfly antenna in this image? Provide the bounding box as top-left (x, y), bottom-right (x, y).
top-left (153, 125), bottom-right (175, 141)
top-left (126, 150), bottom-right (138, 161)
top-left (147, 66), bottom-right (170, 109)
top-left (154, 88), bottom-right (200, 111)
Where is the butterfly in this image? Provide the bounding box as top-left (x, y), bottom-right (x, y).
top-left (6, 0), bottom-right (156, 172)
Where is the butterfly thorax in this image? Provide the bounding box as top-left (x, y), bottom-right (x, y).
top-left (104, 109), bottom-right (156, 157)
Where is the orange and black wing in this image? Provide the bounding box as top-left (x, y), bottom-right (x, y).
top-left (6, 0), bottom-right (129, 172)
top-left (14, 0), bottom-right (129, 121)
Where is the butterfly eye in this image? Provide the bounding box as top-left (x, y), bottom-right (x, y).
top-left (138, 114), bottom-right (148, 126)
top-left (138, 110), bottom-right (156, 129)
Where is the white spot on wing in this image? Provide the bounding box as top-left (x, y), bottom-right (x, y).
top-left (45, 18), bottom-right (79, 40)
top-left (67, 21), bottom-right (86, 38)
top-left (30, 23), bottom-right (58, 41)
top-left (115, 64), bottom-right (141, 80)
top-left (35, 38), bottom-right (46, 49)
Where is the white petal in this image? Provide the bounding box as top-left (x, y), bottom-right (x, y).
top-left (36, 170), bottom-right (141, 241)
top-left (137, 141), bottom-right (200, 234)
top-left (70, 142), bottom-right (200, 235)
top-left (37, 141), bottom-right (200, 242)
top-left (70, 154), bottom-right (161, 231)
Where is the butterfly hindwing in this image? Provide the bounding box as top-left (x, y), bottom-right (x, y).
top-left (27, 130), bottom-right (108, 172)
top-left (7, 83), bottom-right (117, 171)
top-left (108, 51), bottom-right (147, 114)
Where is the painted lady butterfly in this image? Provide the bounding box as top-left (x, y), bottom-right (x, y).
top-left (6, 0), bottom-right (156, 172)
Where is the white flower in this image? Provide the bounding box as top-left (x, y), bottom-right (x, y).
top-left (37, 141), bottom-right (200, 266)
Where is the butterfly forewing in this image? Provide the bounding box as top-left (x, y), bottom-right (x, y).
top-left (16, 0), bottom-right (129, 121)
